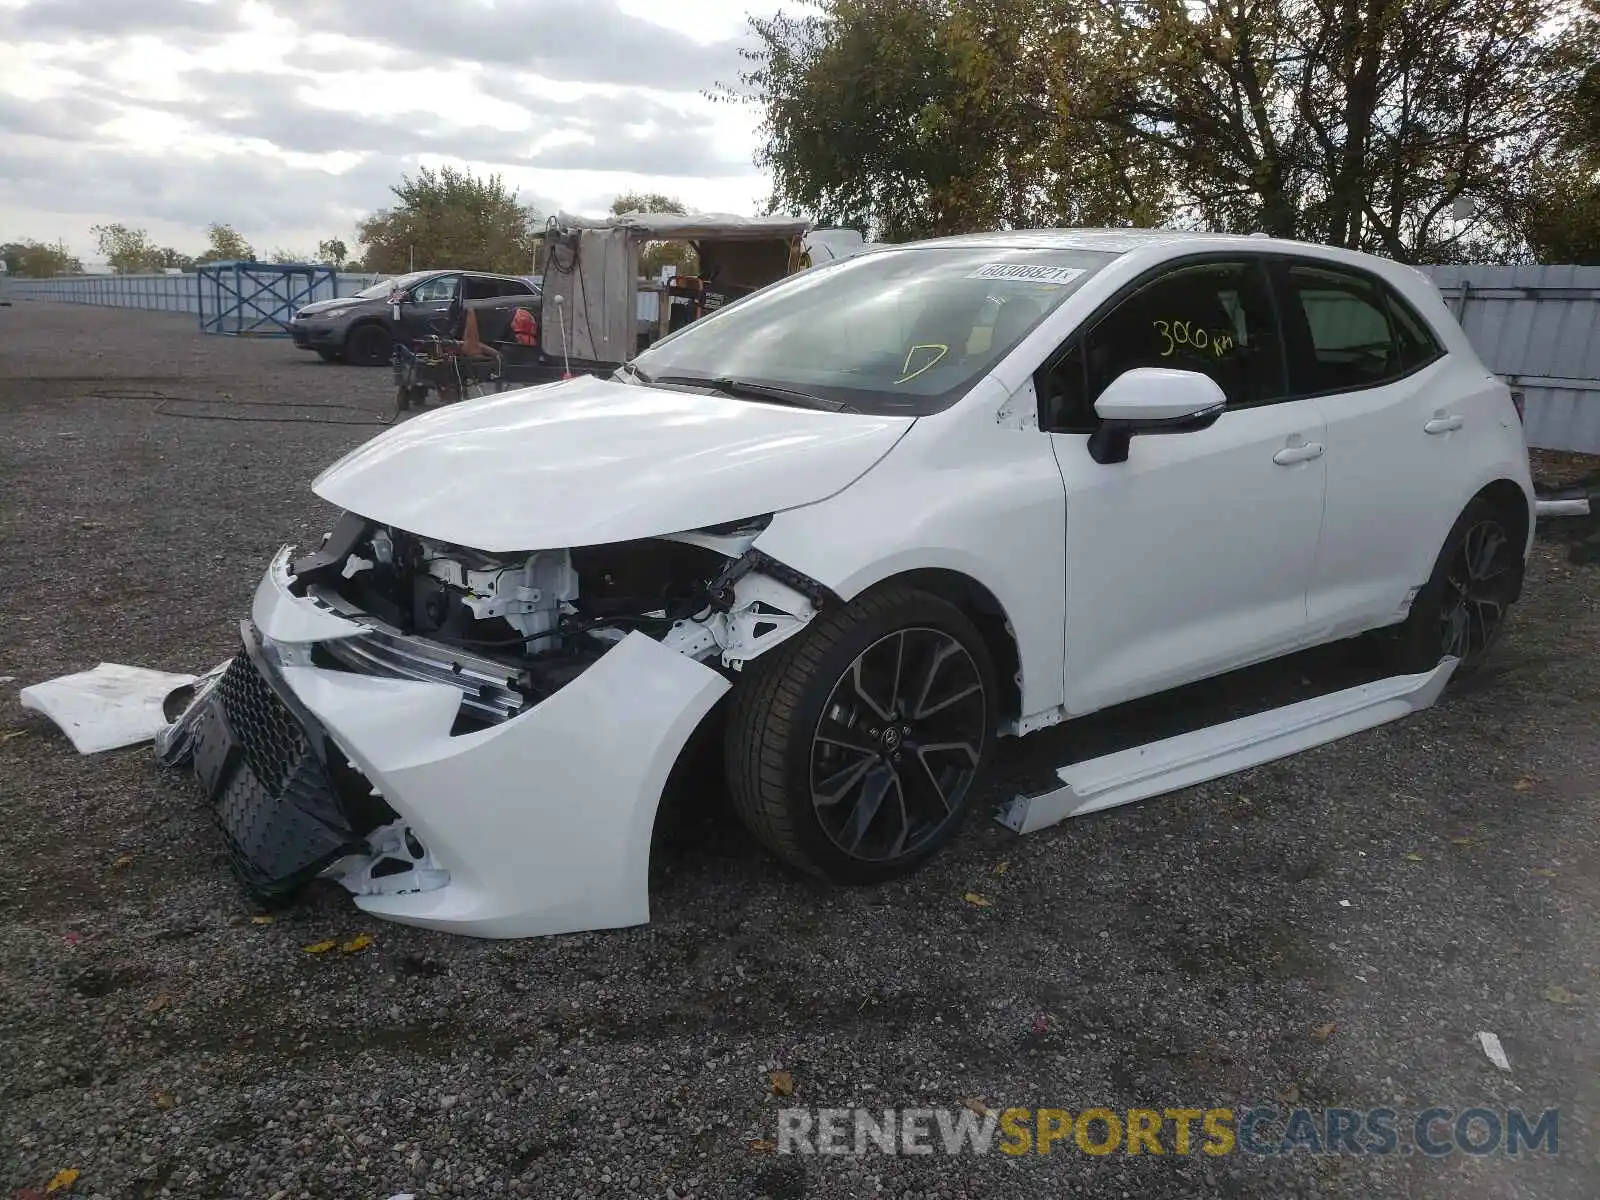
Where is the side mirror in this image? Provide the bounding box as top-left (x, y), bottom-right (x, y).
top-left (1087, 367), bottom-right (1226, 465)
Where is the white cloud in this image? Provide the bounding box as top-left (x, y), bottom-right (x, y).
top-left (0, 0), bottom-right (790, 259)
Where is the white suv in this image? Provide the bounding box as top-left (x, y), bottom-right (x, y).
top-left (162, 229), bottom-right (1534, 938)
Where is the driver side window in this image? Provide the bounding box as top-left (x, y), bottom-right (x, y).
top-left (1037, 259), bottom-right (1284, 433)
top-left (410, 275), bottom-right (458, 303)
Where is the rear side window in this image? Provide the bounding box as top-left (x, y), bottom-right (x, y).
top-left (1387, 292), bottom-right (1444, 371)
top-left (1278, 263), bottom-right (1442, 394)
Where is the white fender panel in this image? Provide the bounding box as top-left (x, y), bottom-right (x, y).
top-left (752, 382), bottom-right (1069, 719)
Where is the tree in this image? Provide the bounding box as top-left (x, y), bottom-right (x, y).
top-left (92, 223), bottom-right (167, 273)
top-left (725, 0), bottom-right (1170, 241)
top-left (1518, 17), bottom-right (1600, 263)
top-left (610, 191), bottom-right (697, 277)
top-left (316, 237), bottom-right (349, 269)
top-left (356, 166), bottom-right (540, 274)
top-left (196, 222), bottom-right (255, 264)
top-left (1083, 0), bottom-right (1579, 260)
top-left (0, 238), bottom-right (83, 277)
top-left (154, 246), bottom-right (195, 272)
top-left (1522, 158), bottom-right (1600, 263)
top-left (727, 0), bottom-right (1585, 261)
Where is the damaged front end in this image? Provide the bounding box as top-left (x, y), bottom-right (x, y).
top-left (159, 513), bottom-right (828, 938)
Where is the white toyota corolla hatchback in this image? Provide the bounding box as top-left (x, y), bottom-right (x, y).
top-left (160, 229), bottom-right (1535, 938)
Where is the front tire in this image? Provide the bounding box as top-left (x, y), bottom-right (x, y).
top-left (1383, 496), bottom-right (1524, 678)
top-left (345, 322), bottom-right (392, 367)
top-left (724, 587), bottom-right (997, 883)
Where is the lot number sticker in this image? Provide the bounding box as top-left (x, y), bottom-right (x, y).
top-left (970, 263), bottom-right (1086, 286)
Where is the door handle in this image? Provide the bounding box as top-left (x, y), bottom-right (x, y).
top-left (1273, 440), bottom-right (1325, 466)
top-left (1425, 413), bottom-right (1464, 434)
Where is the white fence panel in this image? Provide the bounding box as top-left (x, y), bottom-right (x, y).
top-left (3, 271), bottom-right (394, 312)
top-left (1419, 265), bottom-right (1600, 455)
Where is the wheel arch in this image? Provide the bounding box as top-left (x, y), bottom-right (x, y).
top-left (850, 567), bottom-right (1024, 727)
top-left (1471, 477), bottom-right (1533, 554)
top-left (1412, 472), bottom-right (1536, 594)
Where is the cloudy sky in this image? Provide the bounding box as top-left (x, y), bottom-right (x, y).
top-left (0, 0), bottom-right (800, 261)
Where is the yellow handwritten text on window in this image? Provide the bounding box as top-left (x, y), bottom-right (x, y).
top-left (1154, 320), bottom-right (1236, 359)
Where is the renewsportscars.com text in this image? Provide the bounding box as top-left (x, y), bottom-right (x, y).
top-left (776, 1105), bottom-right (1560, 1158)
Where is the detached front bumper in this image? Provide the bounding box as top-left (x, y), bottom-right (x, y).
top-left (165, 548), bottom-right (730, 938)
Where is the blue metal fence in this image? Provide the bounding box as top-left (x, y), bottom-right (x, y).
top-left (195, 261), bottom-right (337, 337)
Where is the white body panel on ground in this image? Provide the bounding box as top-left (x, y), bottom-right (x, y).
top-left (19, 663), bottom-right (197, 754)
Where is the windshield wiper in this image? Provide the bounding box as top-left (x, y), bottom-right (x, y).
top-left (652, 374), bottom-right (857, 413)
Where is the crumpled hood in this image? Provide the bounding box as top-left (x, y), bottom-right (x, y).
top-left (311, 374), bottom-right (915, 551)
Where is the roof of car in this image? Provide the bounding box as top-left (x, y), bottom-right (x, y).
top-left (906, 228), bottom-right (1321, 254)
top-left (881, 228), bottom-right (1434, 289)
top-left (389, 267), bottom-right (534, 283)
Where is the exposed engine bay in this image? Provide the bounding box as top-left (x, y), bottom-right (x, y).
top-left (149, 509), bottom-right (831, 921)
top-left (282, 511), bottom-right (826, 733)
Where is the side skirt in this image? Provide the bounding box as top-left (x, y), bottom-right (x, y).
top-left (996, 657), bottom-right (1459, 835)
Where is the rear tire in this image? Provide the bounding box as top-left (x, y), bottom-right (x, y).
top-left (1381, 496), bottom-right (1524, 678)
top-left (345, 323), bottom-right (392, 367)
top-left (724, 586), bottom-right (996, 883)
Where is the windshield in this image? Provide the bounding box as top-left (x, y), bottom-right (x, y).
top-left (353, 272), bottom-right (430, 300)
top-left (630, 245), bottom-right (1118, 415)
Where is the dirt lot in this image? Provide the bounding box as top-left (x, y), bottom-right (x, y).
top-left (1, 304), bottom-right (1597, 1200)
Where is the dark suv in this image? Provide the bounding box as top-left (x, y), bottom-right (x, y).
top-left (290, 269), bottom-right (543, 366)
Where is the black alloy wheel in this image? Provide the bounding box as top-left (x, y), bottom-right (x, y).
top-left (1437, 515), bottom-right (1519, 663)
top-left (809, 627), bottom-right (987, 863)
top-left (724, 586), bottom-right (997, 883)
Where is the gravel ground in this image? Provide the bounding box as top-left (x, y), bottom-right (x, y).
top-left (1, 304), bottom-right (1597, 1200)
